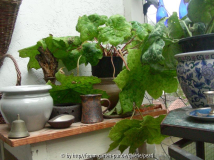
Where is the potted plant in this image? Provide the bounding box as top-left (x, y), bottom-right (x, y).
top-left (107, 0), bottom-right (214, 153)
top-left (74, 14), bottom-right (155, 110)
top-left (172, 0), bottom-right (214, 108)
top-left (19, 14), bottom-right (155, 111)
top-left (179, 0), bottom-right (214, 52)
top-left (18, 35), bottom-right (108, 122)
top-left (19, 14), bottom-right (178, 152)
top-left (107, 16), bottom-right (181, 153)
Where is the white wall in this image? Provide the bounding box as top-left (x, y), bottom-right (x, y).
top-left (0, 0), bottom-right (126, 87)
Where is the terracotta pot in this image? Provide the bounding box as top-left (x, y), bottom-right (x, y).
top-left (93, 78), bottom-right (120, 110)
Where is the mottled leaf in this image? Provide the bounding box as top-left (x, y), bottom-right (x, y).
top-left (76, 14), bottom-right (108, 41)
top-left (81, 43), bottom-right (103, 66)
top-left (98, 14), bottom-right (132, 46)
top-left (131, 21), bottom-right (148, 40)
top-left (141, 39), bottom-right (165, 66)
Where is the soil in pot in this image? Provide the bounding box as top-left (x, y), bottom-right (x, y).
top-left (92, 56), bottom-right (123, 78)
top-left (50, 103), bottom-right (82, 122)
top-left (179, 33), bottom-right (214, 53)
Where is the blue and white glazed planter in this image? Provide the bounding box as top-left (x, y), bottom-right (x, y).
top-left (175, 50), bottom-right (214, 108)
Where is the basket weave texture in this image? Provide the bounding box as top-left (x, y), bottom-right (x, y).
top-left (0, 0), bottom-right (22, 56)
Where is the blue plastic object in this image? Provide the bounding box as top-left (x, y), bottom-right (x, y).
top-left (179, 0), bottom-right (189, 19)
top-left (156, 0), bottom-right (168, 26)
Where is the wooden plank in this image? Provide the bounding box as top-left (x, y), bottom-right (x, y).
top-left (0, 109), bottom-right (167, 147)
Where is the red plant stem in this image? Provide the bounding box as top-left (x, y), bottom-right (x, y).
top-left (110, 54), bottom-right (115, 78)
top-left (107, 46), bottom-right (114, 56)
top-left (122, 50), bottom-right (128, 56)
top-left (121, 36), bottom-right (136, 52)
top-left (114, 47), bottom-right (130, 71)
top-left (94, 37), bottom-right (106, 55)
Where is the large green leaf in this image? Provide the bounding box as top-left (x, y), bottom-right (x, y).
top-left (188, 0), bottom-right (214, 25)
top-left (140, 115), bottom-right (168, 144)
top-left (130, 21), bottom-right (148, 40)
top-left (81, 43), bottom-right (103, 66)
top-left (19, 35), bottom-right (82, 71)
top-left (108, 119), bottom-right (141, 141)
top-left (141, 23), bottom-right (154, 33)
top-left (98, 14), bottom-right (132, 46)
top-left (47, 71), bottom-right (108, 104)
top-left (168, 12), bottom-right (185, 39)
top-left (76, 14), bottom-right (108, 41)
top-left (108, 115), bottom-right (167, 153)
top-left (162, 42), bottom-right (181, 70)
top-left (149, 20), bottom-right (167, 40)
top-left (146, 70), bottom-right (178, 99)
top-left (115, 48), bottom-right (178, 114)
top-left (19, 44), bottom-right (41, 70)
top-left (141, 39), bottom-right (165, 66)
top-left (120, 127), bottom-right (147, 153)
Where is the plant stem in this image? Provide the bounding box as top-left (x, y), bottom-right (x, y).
top-left (129, 42), bottom-right (143, 50)
top-left (135, 105), bottom-right (144, 119)
top-left (110, 54), bottom-right (116, 78)
top-left (77, 55), bottom-right (82, 76)
top-left (122, 50), bottom-right (128, 56)
top-left (181, 20), bottom-right (192, 37)
top-left (121, 36), bottom-right (136, 52)
top-left (206, 15), bottom-right (214, 34)
top-left (130, 105), bottom-right (136, 120)
top-left (107, 46), bottom-right (114, 56)
top-left (114, 47), bottom-right (130, 71)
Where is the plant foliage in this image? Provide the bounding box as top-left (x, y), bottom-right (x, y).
top-left (107, 115), bottom-right (167, 153)
top-left (47, 71), bottom-right (108, 104)
top-left (115, 17), bottom-right (181, 114)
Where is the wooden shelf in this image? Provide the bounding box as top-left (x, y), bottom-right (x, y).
top-left (0, 109), bottom-right (167, 147)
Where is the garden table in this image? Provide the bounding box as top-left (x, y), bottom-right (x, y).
top-left (0, 109), bottom-right (166, 160)
top-left (161, 107), bottom-right (214, 160)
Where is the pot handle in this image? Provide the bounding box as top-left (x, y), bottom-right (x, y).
top-left (101, 98), bottom-right (111, 114)
top-left (0, 54), bottom-right (21, 86)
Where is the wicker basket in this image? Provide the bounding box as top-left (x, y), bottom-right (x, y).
top-left (0, 93), bottom-right (4, 124)
top-left (0, 54), bottom-right (21, 124)
top-left (0, 0), bottom-right (22, 67)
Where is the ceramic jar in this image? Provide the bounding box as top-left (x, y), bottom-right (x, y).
top-left (0, 85), bottom-right (53, 131)
top-left (175, 50), bottom-right (214, 108)
top-left (93, 78), bottom-right (120, 110)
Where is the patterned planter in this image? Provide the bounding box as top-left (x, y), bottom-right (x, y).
top-left (175, 50), bottom-right (214, 108)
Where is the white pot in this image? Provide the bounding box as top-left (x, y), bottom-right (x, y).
top-left (0, 85), bottom-right (53, 132)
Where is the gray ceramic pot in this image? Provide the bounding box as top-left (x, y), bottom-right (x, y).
top-left (175, 50), bottom-right (214, 108)
top-left (0, 85), bottom-right (53, 131)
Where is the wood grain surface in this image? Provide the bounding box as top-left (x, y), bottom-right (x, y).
top-left (0, 109), bottom-right (167, 147)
